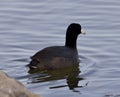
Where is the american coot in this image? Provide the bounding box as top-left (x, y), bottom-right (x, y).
top-left (27, 23), bottom-right (85, 70)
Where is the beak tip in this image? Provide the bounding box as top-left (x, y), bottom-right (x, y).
top-left (81, 29), bottom-right (86, 35)
top-left (81, 32), bottom-right (86, 35)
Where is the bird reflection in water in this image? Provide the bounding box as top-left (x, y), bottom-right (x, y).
top-left (27, 64), bottom-right (87, 91)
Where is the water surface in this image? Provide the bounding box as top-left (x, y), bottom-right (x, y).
top-left (0, 0), bottom-right (120, 97)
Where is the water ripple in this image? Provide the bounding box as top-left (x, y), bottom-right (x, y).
top-left (0, 0), bottom-right (120, 97)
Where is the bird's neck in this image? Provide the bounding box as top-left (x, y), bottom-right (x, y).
top-left (65, 33), bottom-right (78, 49)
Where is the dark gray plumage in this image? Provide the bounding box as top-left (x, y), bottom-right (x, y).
top-left (27, 23), bottom-right (84, 70)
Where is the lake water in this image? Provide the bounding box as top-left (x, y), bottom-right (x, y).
top-left (0, 0), bottom-right (120, 97)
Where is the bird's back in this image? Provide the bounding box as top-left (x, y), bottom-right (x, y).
top-left (31, 46), bottom-right (78, 60)
top-left (29, 46), bottom-right (79, 70)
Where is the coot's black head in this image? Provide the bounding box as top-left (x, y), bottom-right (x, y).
top-left (65, 23), bottom-right (83, 49)
top-left (67, 23), bottom-right (82, 35)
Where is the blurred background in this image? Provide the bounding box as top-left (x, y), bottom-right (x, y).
top-left (0, 0), bottom-right (120, 97)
